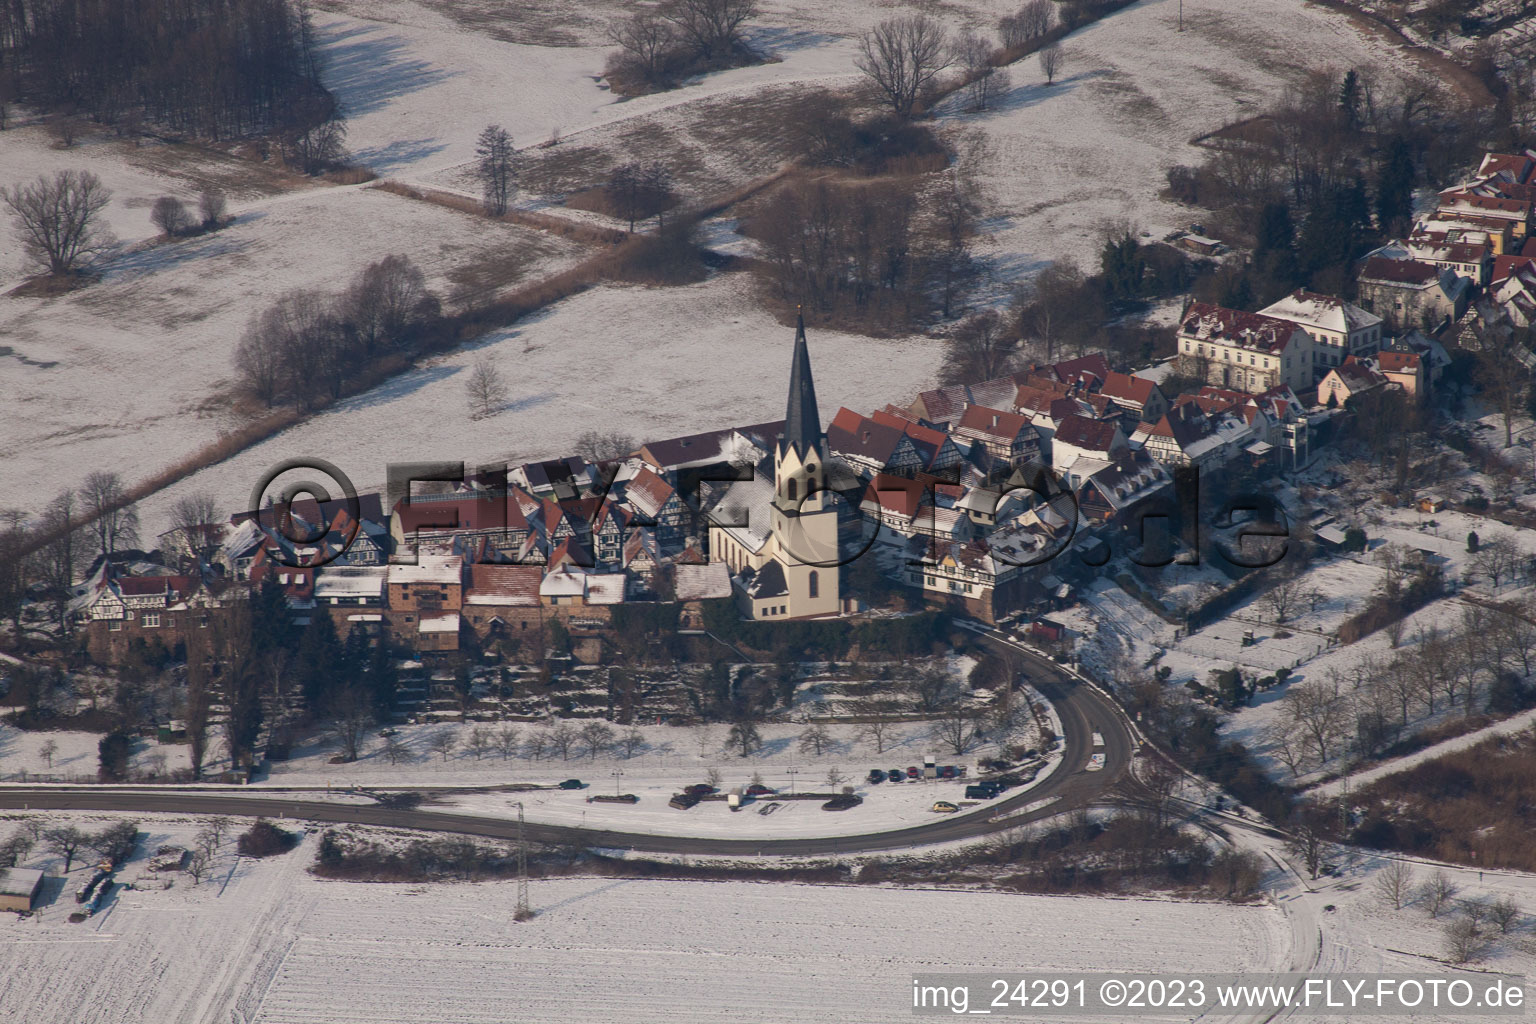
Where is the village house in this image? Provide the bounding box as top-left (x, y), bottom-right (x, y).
top-left (312, 565), bottom-right (387, 638)
top-left (1257, 289), bottom-right (1383, 376)
top-left (1097, 371), bottom-right (1168, 424)
top-left (1049, 415), bottom-right (1129, 487)
top-left (1175, 302), bottom-right (1314, 394)
top-left (1376, 350), bottom-right (1428, 401)
top-left (1318, 356), bottom-right (1391, 406)
top-left (949, 405), bottom-right (1042, 468)
top-left (1355, 256), bottom-right (1472, 333)
top-left (1073, 451), bottom-right (1172, 528)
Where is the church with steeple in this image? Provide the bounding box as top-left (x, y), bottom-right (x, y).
top-left (707, 315), bottom-right (842, 620)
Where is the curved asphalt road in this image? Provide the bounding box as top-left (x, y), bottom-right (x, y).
top-left (0, 629), bottom-right (1137, 856)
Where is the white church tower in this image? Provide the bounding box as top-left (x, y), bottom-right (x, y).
top-left (767, 313), bottom-right (840, 617)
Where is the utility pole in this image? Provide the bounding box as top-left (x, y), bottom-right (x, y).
top-left (611, 767), bottom-right (624, 796)
top-left (513, 801), bottom-right (532, 921)
top-left (1178, 0), bottom-right (1183, 31)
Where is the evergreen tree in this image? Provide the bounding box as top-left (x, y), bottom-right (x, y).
top-left (1375, 136), bottom-right (1415, 233)
top-left (1099, 232), bottom-right (1144, 301)
top-left (295, 611), bottom-right (344, 713)
top-left (367, 636), bottom-right (399, 719)
top-left (250, 576), bottom-right (292, 657)
top-left (1252, 201), bottom-right (1299, 300)
top-left (1338, 69), bottom-right (1361, 129)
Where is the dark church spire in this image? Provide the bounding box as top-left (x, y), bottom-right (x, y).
top-left (782, 309), bottom-right (823, 457)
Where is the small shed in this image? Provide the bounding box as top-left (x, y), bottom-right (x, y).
top-left (1416, 494), bottom-right (1447, 513)
top-left (0, 867), bottom-right (44, 912)
top-left (1031, 618), bottom-right (1066, 642)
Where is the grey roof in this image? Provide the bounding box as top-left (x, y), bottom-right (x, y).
top-left (781, 314), bottom-right (823, 459)
top-left (0, 867), bottom-right (43, 898)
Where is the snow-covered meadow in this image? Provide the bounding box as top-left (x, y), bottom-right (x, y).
top-left (1, 0), bottom-right (1421, 536)
top-left (0, 814), bottom-right (1291, 1024)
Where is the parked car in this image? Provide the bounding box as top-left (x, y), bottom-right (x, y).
top-left (932, 801), bottom-right (959, 813)
top-left (867, 769), bottom-right (885, 784)
top-left (557, 779), bottom-right (585, 790)
top-left (938, 765), bottom-right (957, 779)
top-left (378, 728), bottom-right (399, 738)
top-left (965, 783), bottom-right (1000, 800)
top-left (745, 783), bottom-right (775, 797)
top-left (683, 784), bottom-right (718, 796)
top-left (905, 766), bottom-right (921, 779)
top-left (887, 769), bottom-right (905, 783)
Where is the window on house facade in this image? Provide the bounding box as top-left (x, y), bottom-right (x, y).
top-left (109, 620), bottom-right (122, 631)
top-left (807, 571), bottom-right (819, 599)
top-left (143, 612), bottom-right (161, 628)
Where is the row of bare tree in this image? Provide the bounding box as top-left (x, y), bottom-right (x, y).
top-left (233, 255), bottom-right (441, 409)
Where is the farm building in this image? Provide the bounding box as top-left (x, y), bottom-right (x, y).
top-left (0, 867), bottom-right (44, 912)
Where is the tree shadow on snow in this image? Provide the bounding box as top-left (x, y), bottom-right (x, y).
top-left (329, 363), bottom-right (462, 414)
top-left (97, 233), bottom-right (249, 284)
top-left (353, 138), bottom-right (449, 173)
top-left (748, 25), bottom-right (840, 56)
top-left (318, 22), bottom-right (459, 117)
top-left (988, 69), bottom-right (1109, 115)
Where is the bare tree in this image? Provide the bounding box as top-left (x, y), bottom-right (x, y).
top-left (579, 721), bottom-right (615, 759)
top-left (428, 729), bottom-right (459, 762)
top-left (1019, 0), bottom-right (1054, 41)
top-left (1470, 537), bottom-right (1518, 591)
top-left (1038, 42), bottom-right (1063, 85)
top-left (0, 832), bottom-right (35, 868)
top-left (548, 722), bottom-right (578, 760)
top-left (39, 489), bottom-right (84, 628)
top-left (1012, 260), bottom-right (1085, 361)
top-left (662, 0), bottom-right (759, 59)
top-left (1263, 721), bottom-right (1307, 778)
top-left (727, 718), bottom-right (761, 756)
top-left (284, 111), bottom-right (348, 175)
top-left (940, 310), bottom-right (1018, 386)
top-left (187, 848), bottom-right (211, 884)
top-left (169, 492), bottom-right (220, 566)
top-left (330, 687), bottom-right (374, 763)
top-left (475, 124), bottom-right (517, 216)
top-left (619, 727), bottom-right (646, 758)
top-left (1373, 859), bottom-right (1415, 910)
top-left (798, 723), bottom-right (831, 756)
top-left (607, 11), bottom-right (677, 86)
top-left (151, 196), bottom-right (194, 237)
top-left (44, 826), bottom-right (87, 872)
top-left (1261, 572), bottom-right (1306, 624)
top-left (605, 162), bottom-right (675, 232)
top-left (1281, 681), bottom-right (1345, 766)
top-left (381, 733), bottom-right (411, 764)
top-left (235, 313), bottom-right (285, 407)
top-left (1444, 916), bottom-right (1483, 964)
top-left (342, 254), bottom-right (433, 355)
top-left (493, 725), bottom-right (521, 759)
top-left (933, 705), bottom-right (983, 755)
top-left (39, 739), bottom-right (58, 769)
top-left (1421, 870), bottom-right (1458, 918)
top-left (198, 189), bottom-right (228, 230)
top-left (465, 355), bottom-right (509, 420)
top-left (1490, 895), bottom-right (1521, 934)
top-left (909, 666), bottom-right (952, 712)
top-left (81, 470), bottom-right (139, 561)
top-left (573, 430), bottom-right (638, 463)
top-left (3, 170), bottom-right (114, 275)
top-left (855, 16), bottom-right (951, 120)
top-left (855, 699), bottom-right (898, 753)
top-left (465, 726), bottom-right (493, 760)
top-left (954, 34), bottom-right (1011, 112)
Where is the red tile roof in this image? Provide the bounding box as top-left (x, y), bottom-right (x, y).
top-left (465, 564), bottom-right (542, 606)
top-left (1053, 414), bottom-right (1120, 452)
top-left (1100, 371), bottom-right (1156, 406)
top-left (1178, 302), bottom-right (1302, 354)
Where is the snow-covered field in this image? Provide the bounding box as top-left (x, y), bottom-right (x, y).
top-left (1, 0), bottom-right (1419, 535)
top-left (138, 272), bottom-right (946, 537)
top-left (0, 814), bottom-right (1290, 1024)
